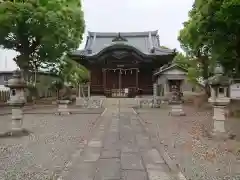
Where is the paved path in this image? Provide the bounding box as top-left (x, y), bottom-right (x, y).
top-left (59, 105), bottom-right (175, 180)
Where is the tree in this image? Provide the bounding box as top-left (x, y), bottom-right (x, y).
top-left (0, 0), bottom-right (85, 72)
top-left (60, 57), bottom-right (89, 86)
top-left (50, 56), bottom-right (89, 99)
top-left (173, 52), bottom-right (202, 85)
top-left (178, 1), bottom-right (216, 96)
top-left (197, 0), bottom-right (240, 77)
top-left (179, 0), bottom-right (240, 77)
top-left (173, 52), bottom-right (190, 69)
top-left (62, 58), bottom-right (89, 98)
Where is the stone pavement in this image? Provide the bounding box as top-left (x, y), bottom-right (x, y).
top-left (59, 106), bottom-right (175, 180)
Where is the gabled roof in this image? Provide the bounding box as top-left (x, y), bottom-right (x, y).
top-left (71, 30), bottom-right (176, 57)
top-left (153, 63), bottom-right (188, 76)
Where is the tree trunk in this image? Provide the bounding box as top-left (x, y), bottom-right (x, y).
top-left (201, 56), bottom-right (211, 97)
top-left (56, 90), bottom-right (60, 100)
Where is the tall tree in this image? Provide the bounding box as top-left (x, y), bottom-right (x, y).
top-left (178, 1), bottom-right (217, 96)
top-left (179, 0), bottom-right (240, 77)
top-left (0, 0), bottom-right (85, 72)
top-left (198, 0), bottom-right (240, 77)
top-left (50, 56), bottom-right (90, 99)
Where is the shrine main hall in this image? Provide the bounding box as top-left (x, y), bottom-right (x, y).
top-left (70, 30), bottom-right (176, 97)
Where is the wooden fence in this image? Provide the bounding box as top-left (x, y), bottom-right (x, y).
top-left (0, 90), bottom-right (10, 102)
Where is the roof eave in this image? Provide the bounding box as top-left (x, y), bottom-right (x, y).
top-left (153, 64), bottom-right (187, 77)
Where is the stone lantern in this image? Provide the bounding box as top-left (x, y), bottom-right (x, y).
top-left (208, 64), bottom-right (230, 135)
top-left (5, 69), bottom-right (27, 133)
top-left (169, 85), bottom-right (185, 116)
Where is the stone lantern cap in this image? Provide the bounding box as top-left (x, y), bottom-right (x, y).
top-left (208, 74), bottom-right (230, 87)
top-left (5, 69), bottom-right (27, 88)
top-left (208, 64), bottom-right (230, 87)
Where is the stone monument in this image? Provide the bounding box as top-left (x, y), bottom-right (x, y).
top-left (169, 85), bottom-right (185, 116)
top-left (208, 64), bottom-right (230, 137)
top-left (56, 83), bottom-right (72, 115)
top-left (153, 83), bottom-right (160, 108)
top-left (0, 69), bottom-right (30, 137)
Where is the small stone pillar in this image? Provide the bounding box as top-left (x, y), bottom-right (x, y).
top-left (87, 82), bottom-right (90, 98)
top-left (153, 83), bottom-right (159, 108)
top-left (56, 100), bottom-right (71, 115)
top-left (208, 64), bottom-right (230, 137)
top-left (5, 69), bottom-right (27, 134)
top-left (169, 85), bottom-right (185, 116)
top-left (76, 83), bottom-right (82, 106)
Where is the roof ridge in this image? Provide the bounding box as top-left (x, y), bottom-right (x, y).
top-left (87, 30), bottom-right (158, 37)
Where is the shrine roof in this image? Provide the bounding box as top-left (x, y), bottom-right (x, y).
top-left (153, 63), bottom-right (188, 76)
top-left (71, 30), bottom-right (175, 58)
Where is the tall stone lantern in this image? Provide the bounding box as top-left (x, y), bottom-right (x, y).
top-left (208, 64), bottom-right (230, 136)
top-left (5, 69), bottom-right (27, 133)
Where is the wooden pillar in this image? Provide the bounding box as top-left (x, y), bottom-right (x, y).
top-left (118, 69), bottom-right (122, 89)
top-left (87, 82), bottom-right (90, 98)
top-left (103, 69), bottom-right (106, 90)
top-left (136, 68), bottom-right (139, 89)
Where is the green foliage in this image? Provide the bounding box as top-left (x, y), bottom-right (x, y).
top-left (0, 0), bottom-right (85, 70)
top-left (178, 3), bottom-right (211, 82)
top-left (27, 84), bottom-right (38, 100)
top-left (173, 52), bottom-right (201, 84)
top-left (58, 56), bottom-right (90, 86)
top-left (179, 0), bottom-right (240, 77)
top-left (173, 52), bottom-right (190, 69)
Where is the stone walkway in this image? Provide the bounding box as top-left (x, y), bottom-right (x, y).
top-left (58, 106), bottom-right (175, 180)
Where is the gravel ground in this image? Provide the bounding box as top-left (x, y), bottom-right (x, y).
top-left (136, 106), bottom-right (240, 180)
top-left (0, 113), bottom-right (101, 180)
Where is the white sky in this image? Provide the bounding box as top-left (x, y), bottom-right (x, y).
top-left (0, 0), bottom-right (194, 71)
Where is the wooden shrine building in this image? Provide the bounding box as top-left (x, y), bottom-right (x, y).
top-left (70, 30), bottom-right (176, 97)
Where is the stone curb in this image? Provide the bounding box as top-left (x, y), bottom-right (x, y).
top-left (0, 106), bottom-right (104, 116)
top-left (132, 108), bottom-right (187, 180)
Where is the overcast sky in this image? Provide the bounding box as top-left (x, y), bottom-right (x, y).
top-left (0, 0), bottom-right (194, 71)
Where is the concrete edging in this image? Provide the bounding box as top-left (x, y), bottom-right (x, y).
top-left (0, 106), bottom-right (105, 116)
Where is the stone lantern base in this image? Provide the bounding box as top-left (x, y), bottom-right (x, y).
top-left (75, 97), bottom-right (82, 106)
top-left (169, 103), bottom-right (185, 116)
top-left (56, 100), bottom-right (71, 115)
top-left (213, 105), bottom-right (226, 132)
top-left (11, 107), bottom-right (23, 130)
top-left (208, 105), bottom-right (229, 140)
top-left (0, 106), bottom-right (31, 138)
